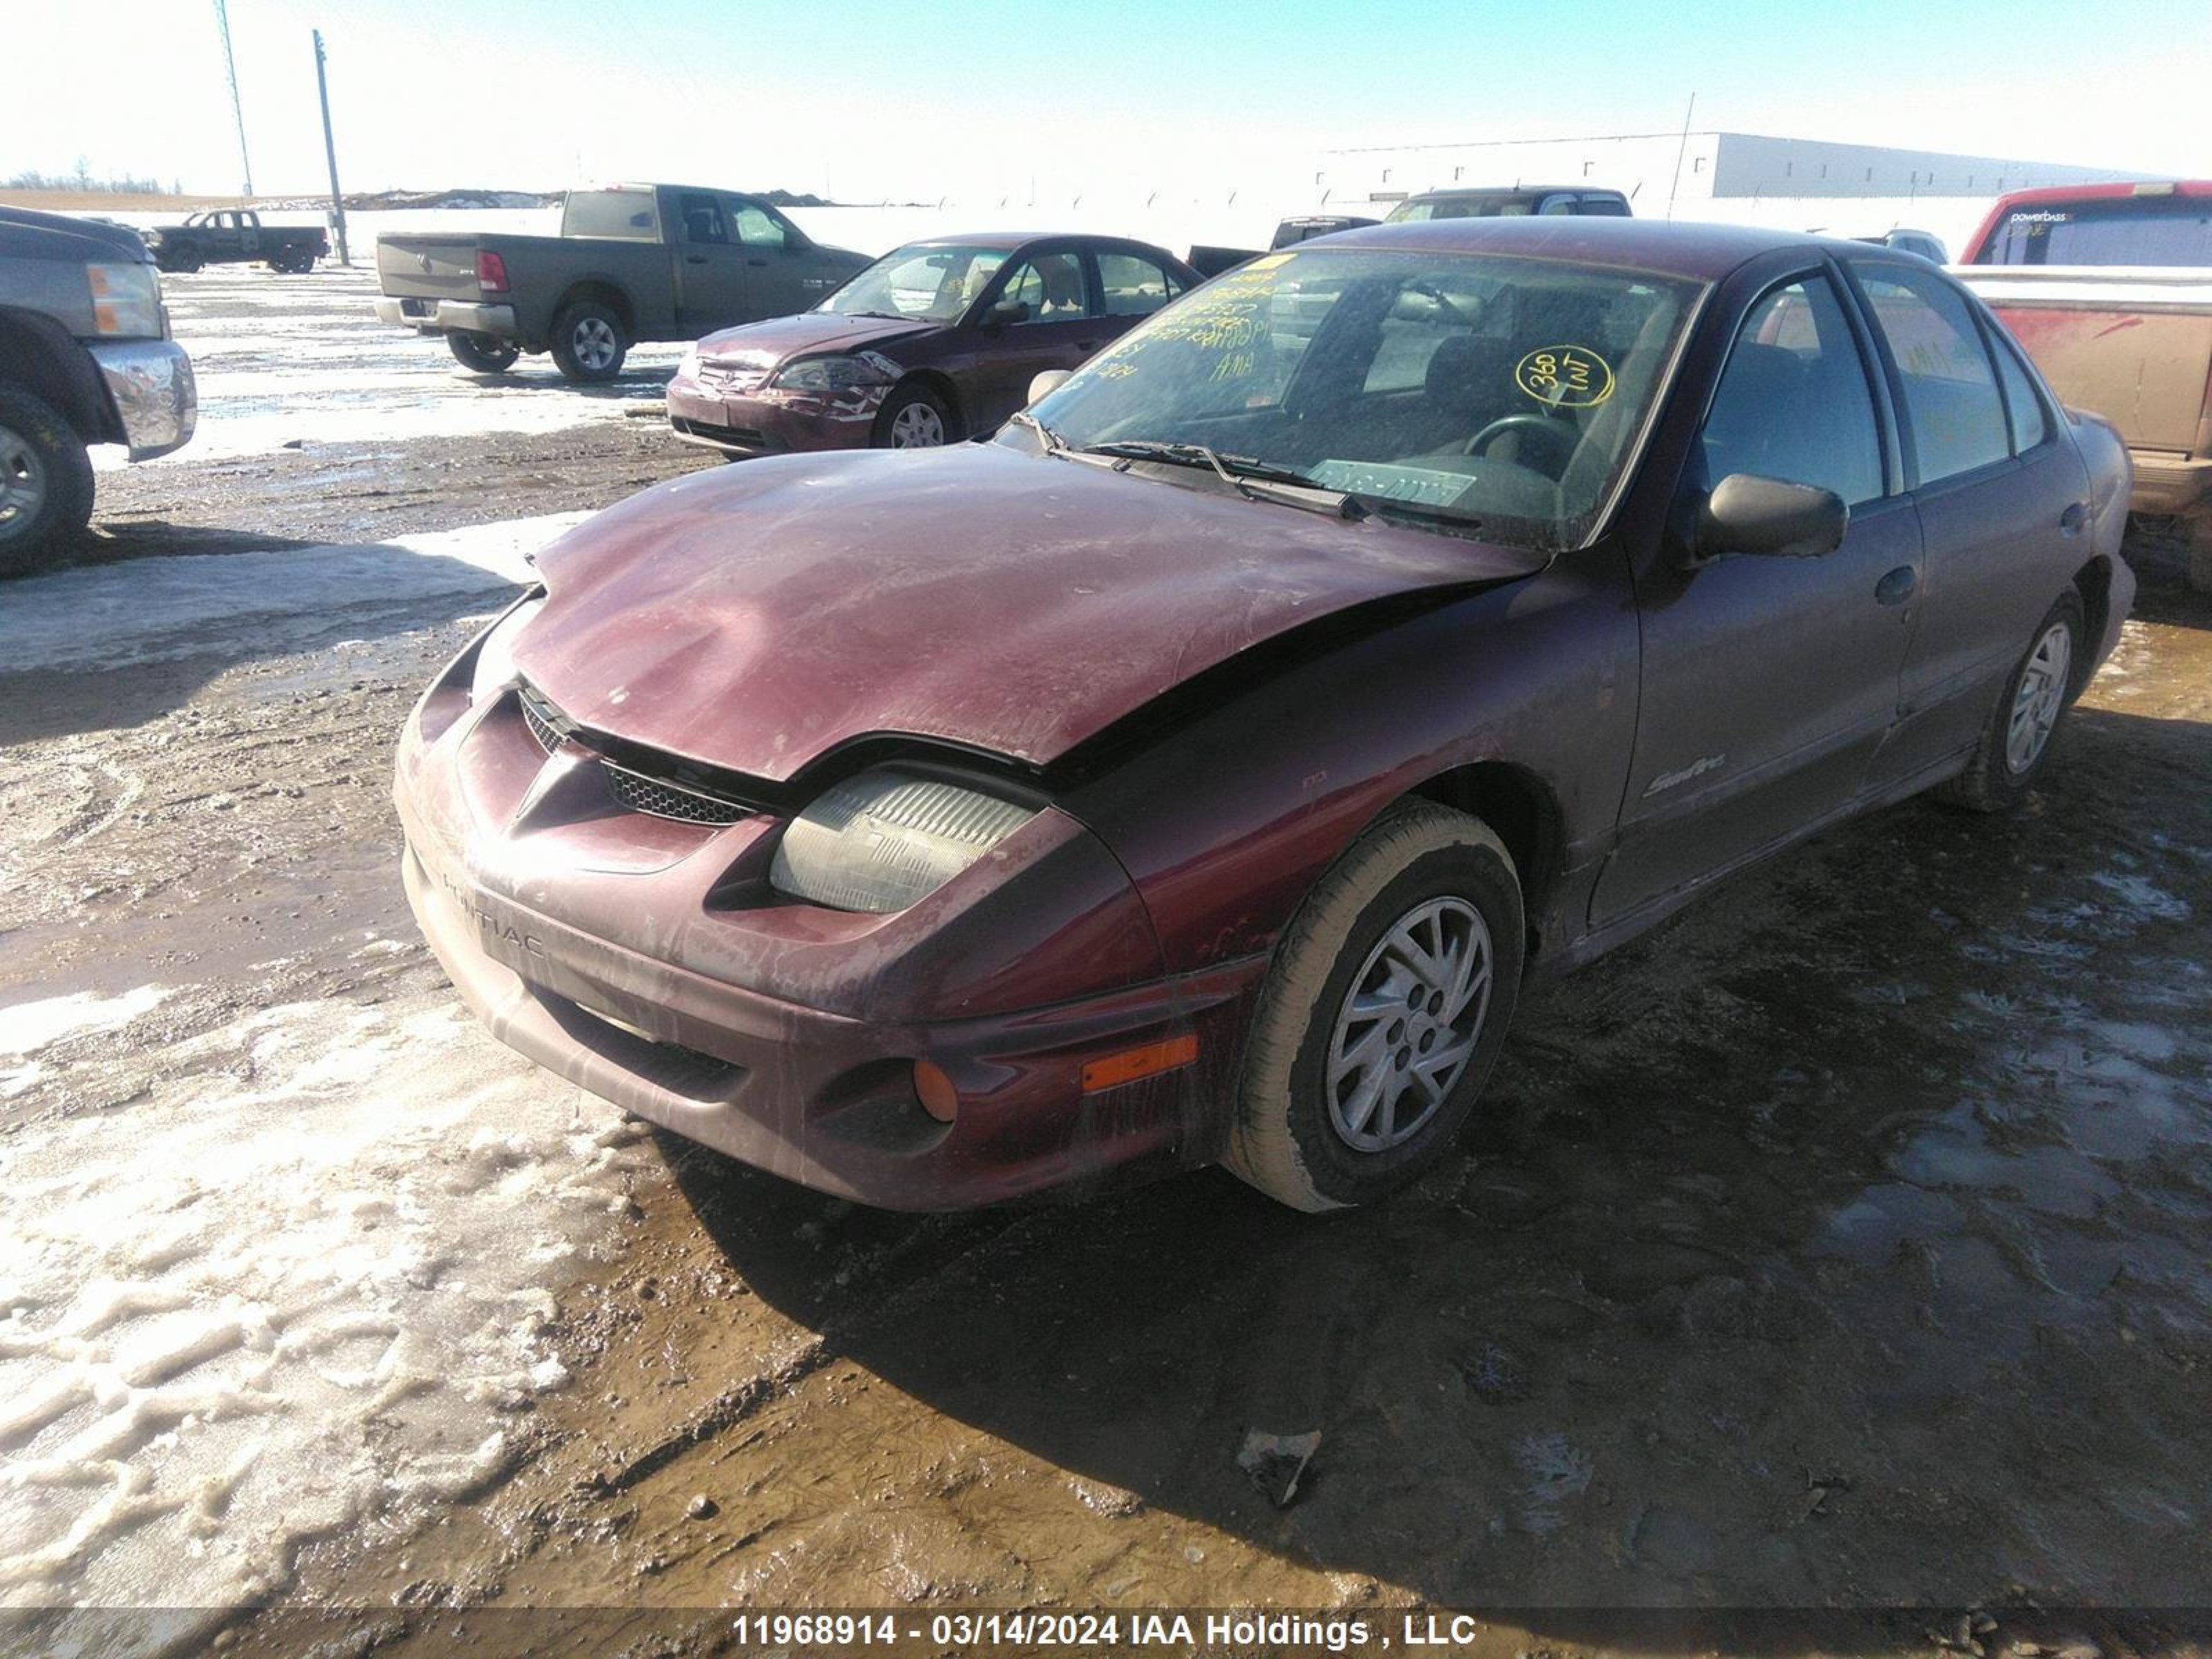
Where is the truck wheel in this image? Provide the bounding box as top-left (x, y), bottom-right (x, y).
top-left (1224, 800), bottom-right (1524, 1212)
top-left (550, 302), bottom-right (628, 383)
top-left (279, 247), bottom-right (317, 274)
top-left (165, 241), bottom-right (204, 274)
top-left (1939, 589), bottom-right (2085, 814)
top-left (0, 385), bottom-right (97, 580)
top-left (448, 332), bottom-right (521, 374)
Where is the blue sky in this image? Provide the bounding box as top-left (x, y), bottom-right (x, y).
top-left (6, 0), bottom-right (2208, 200)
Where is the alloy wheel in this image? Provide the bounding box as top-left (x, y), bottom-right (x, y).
top-left (1325, 895), bottom-right (1492, 1152)
top-left (572, 318), bottom-right (619, 372)
top-left (889, 403), bottom-right (946, 447)
top-left (0, 424), bottom-right (48, 536)
top-left (2005, 620), bottom-right (2072, 774)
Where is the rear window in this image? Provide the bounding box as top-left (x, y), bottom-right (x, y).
top-left (1976, 195), bottom-right (2212, 267)
top-left (562, 189), bottom-right (662, 241)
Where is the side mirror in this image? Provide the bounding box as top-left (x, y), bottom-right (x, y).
top-left (986, 299), bottom-right (1029, 329)
top-left (1696, 473), bottom-right (1848, 561)
top-left (1028, 368), bottom-right (1072, 404)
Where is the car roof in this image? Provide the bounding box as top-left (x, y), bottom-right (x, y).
top-left (1310, 216), bottom-right (1875, 281)
top-left (1406, 185), bottom-right (1624, 199)
top-left (895, 230), bottom-right (1191, 266)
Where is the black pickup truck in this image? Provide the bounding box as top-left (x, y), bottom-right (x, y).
top-left (1, 206), bottom-right (196, 575)
top-left (144, 210), bottom-right (329, 274)
top-left (373, 183), bottom-right (870, 382)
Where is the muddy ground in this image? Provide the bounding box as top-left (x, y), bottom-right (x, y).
top-left (3, 269), bottom-right (2210, 1659)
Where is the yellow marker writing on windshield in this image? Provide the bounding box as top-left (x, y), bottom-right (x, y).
top-left (1515, 345), bottom-right (1615, 409)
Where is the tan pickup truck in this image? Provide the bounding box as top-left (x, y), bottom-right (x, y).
top-left (1956, 181), bottom-right (2212, 589)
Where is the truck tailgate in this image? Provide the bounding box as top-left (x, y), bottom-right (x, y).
top-left (376, 236), bottom-right (487, 303)
top-left (1963, 268), bottom-right (2212, 453)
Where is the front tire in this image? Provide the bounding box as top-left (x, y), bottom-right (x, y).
top-left (0, 384), bottom-right (97, 580)
top-left (1226, 800), bottom-right (1524, 1212)
top-left (550, 301), bottom-right (628, 383)
top-left (872, 382), bottom-right (953, 449)
top-left (448, 331), bottom-right (522, 374)
top-left (162, 241), bottom-right (204, 274)
top-left (1940, 590), bottom-right (2084, 813)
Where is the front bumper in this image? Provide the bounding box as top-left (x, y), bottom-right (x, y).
top-left (2127, 451), bottom-right (2212, 518)
top-left (666, 369), bottom-right (884, 458)
top-left (86, 339), bottom-right (196, 460)
top-left (375, 296), bottom-right (520, 337)
top-left (393, 666), bottom-right (1262, 1210)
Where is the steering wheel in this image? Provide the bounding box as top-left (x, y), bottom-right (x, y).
top-left (1462, 413), bottom-right (1577, 472)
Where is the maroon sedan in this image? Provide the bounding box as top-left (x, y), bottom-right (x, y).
top-left (664, 232), bottom-right (1198, 456)
top-left (398, 219), bottom-right (2133, 1212)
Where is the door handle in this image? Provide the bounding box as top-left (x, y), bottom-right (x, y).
top-left (1875, 565), bottom-right (1918, 606)
top-left (2060, 500), bottom-right (2090, 534)
top-left (684, 254), bottom-right (708, 265)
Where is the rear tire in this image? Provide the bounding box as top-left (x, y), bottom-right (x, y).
top-left (1224, 800), bottom-right (1524, 1212)
top-left (550, 301), bottom-right (628, 383)
top-left (448, 331), bottom-right (522, 374)
top-left (1940, 590), bottom-right (2085, 813)
top-left (0, 385), bottom-right (97, 580)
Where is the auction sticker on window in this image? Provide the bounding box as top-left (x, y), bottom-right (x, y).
top-left (1515, 344), bottom-right (1615, 408)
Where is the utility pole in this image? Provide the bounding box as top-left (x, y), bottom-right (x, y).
top-left (313, 29), bottom-right (349, 265)
top-left (214, 0), bottom-right (252, 196)
top-left (1666, 92), bottom-right (1697, 221)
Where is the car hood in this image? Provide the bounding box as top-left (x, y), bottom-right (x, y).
top-left (694, 310), bottom-right (935, 366)
top-left (514, 443), bottom-right (1539, 784)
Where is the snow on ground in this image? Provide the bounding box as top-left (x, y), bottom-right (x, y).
top-left (0, 976), bottom-right (652, 1635)
top-left (0, 513), bottom-right (578, 673)
top-left (99, 264), bottom-right (683, 471)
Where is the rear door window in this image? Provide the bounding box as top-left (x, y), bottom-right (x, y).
top-left (1852, 263), bottom-right (2013, 486)
top-left (1700, 273), bottom-right (1884, 507)
top-left (1989, 331), bottom-right (2051, 452)
top-left (1096, 252), bottom-right (1175, 317)
top-left (677, 193), bottom-right (729, 245)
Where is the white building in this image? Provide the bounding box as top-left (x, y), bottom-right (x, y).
top-left (1315, 131), bottom-right (2156, 256)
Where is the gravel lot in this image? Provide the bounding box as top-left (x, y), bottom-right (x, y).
top-left (2, 263), bottom-right (2209, 1658)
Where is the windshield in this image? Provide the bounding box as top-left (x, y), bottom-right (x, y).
top-left (562, 189), bottom-right (662, 241)
top-left (1387, 196), bottom-right (1536, 223)
top-left (1017, 247), bottom-right (1701, 551)
top-left (1975, 196), bottom-right (2212, 268)
top-left (819, 243), bottom-right (1011, 323)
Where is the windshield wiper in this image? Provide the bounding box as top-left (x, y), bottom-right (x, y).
top-left (1080, 440), bottom-right (1365, 520)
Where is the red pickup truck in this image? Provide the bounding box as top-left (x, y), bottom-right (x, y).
top-left (1957, 180), bottom-right (2212, 590)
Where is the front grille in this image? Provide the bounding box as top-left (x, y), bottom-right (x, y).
top-left (521, 695), bottom-right (561, 755)
top-left (518, 679), bottom-right (749, 826)
top-left (603, 763), bottom-right (749, 825)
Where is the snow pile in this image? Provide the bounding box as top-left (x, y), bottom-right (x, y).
top-left (0, 979), bottom-right (651, 1618)
top-left (0, 512), bottom-right (583, 674)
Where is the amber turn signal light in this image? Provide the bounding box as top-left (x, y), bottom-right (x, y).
top-left (1080, 1034), bottom-right (1199, 1094)
top-left (914, 1060), bottom-right (959, 1123)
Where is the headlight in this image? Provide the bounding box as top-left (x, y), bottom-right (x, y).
top-left (770, 769), bottom-right (1038, 913)
top-left (771, 353), bottom-right (895, 394)
top-left (86, 262), bottom-right (162, 338)
top-left (468, 594), bottom-right (546, 703)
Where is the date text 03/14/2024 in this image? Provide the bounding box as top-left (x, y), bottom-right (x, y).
top-left (727, 1610), bottom-right (1506, 1651)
